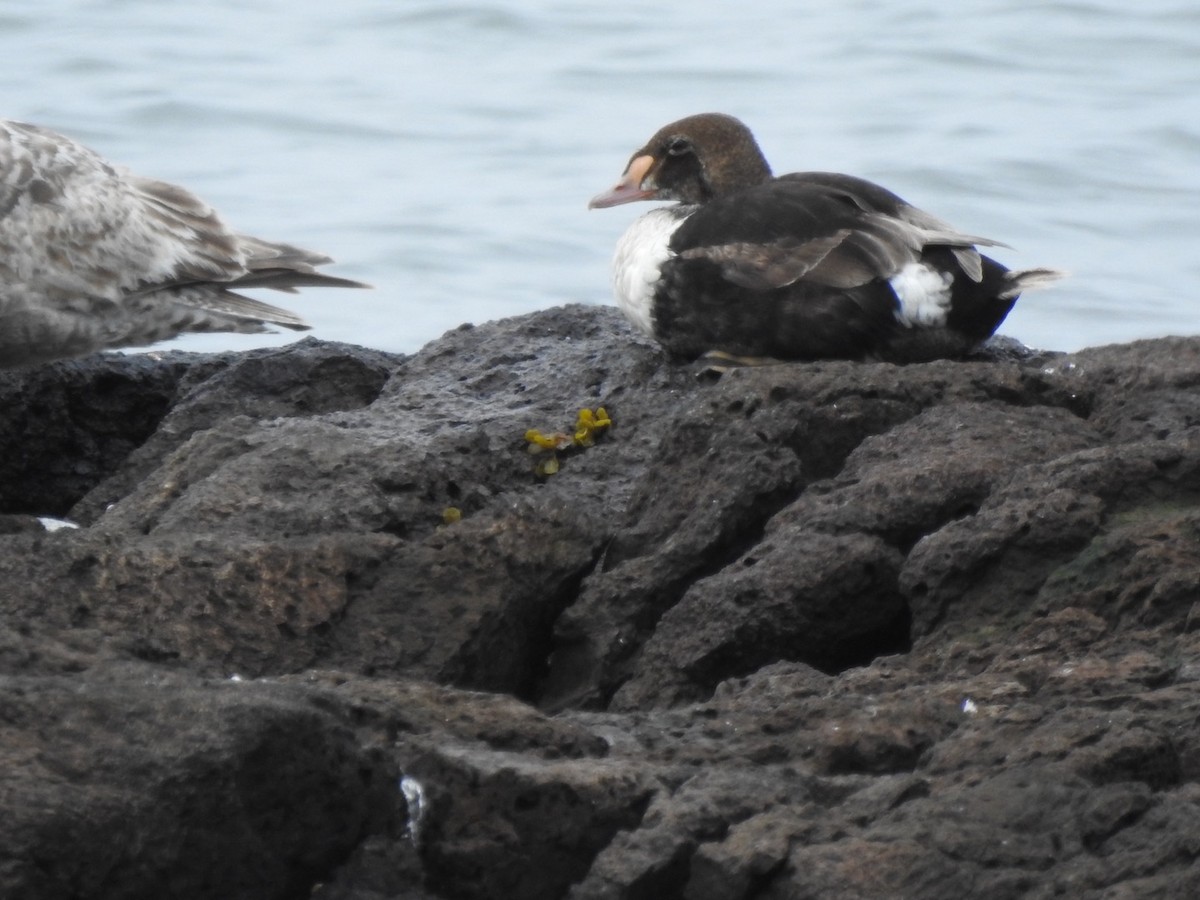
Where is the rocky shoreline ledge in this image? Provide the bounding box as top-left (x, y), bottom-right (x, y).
top-left (2, 304), bottom-right (1199, 899)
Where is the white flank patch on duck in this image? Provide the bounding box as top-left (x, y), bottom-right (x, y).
top-left (611, 207), bottom-right (685, 337)
top-left (889, 261), bottom-right (954, 328)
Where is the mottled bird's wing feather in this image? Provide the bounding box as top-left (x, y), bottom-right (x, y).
top-left (156, 288), bottom-right (310, 331)
top-left (0, 119), bottom-right (367, 367)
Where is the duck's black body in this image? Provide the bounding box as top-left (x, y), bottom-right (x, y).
top-left (590, 113), bottom-right (1060, 363)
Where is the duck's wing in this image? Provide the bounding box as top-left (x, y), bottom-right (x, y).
top-left (780, 172), bottom-right (1011, 282)
top-left (669, 176), bottom-right (995, 293)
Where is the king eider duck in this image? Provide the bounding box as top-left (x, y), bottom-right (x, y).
top-left (0, 119), bottom-right (368, 368)
top-left (589, 113), bottom-right (1062, 364)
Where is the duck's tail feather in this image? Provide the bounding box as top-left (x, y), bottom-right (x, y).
top-left (999, 267), bottom-right (1067, 300)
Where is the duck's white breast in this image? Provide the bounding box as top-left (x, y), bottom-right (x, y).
top-left (610, 207), bottom-right (687, 338)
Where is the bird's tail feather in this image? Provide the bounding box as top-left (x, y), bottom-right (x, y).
top-left (999, 267), bottom-right (1067, 300)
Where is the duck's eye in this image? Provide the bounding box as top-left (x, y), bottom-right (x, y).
top-left (666, 137), bottom-right (692, 157)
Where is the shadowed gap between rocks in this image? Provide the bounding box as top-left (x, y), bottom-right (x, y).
top-left (0, 356), bottom-right (187, 516)
top-left (455, 542), bottom-right (611, 704)
top-left (538, 477), bottom-right (809, 712)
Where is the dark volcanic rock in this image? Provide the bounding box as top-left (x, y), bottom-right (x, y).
top-left (0, 663), bottom-right (392, 900)
top-left (3, 307), bottom-right (1200, 898)
top-left (0, 354), bottom-right (183, 516)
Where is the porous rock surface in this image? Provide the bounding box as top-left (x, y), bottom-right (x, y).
top-left (1, 305), bottom-right (1199, 899)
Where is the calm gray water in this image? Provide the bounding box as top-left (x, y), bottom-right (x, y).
top-left (2, 0), bottom-right (1198, 356)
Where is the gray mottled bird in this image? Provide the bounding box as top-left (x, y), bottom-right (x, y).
top-left (0, 119), bottom-right (368, 367)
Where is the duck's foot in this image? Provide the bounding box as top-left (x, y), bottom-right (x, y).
top-left (695, 349), bottom-right (789, 377)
